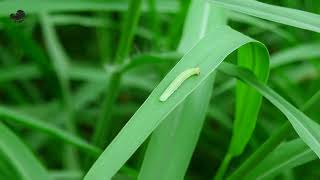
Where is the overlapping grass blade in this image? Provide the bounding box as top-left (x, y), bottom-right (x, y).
top-left (208, 0), bottom-right (320, 33)
top-left (40, 12), bottom-right (79, 168)
top-left (84, 26), bottom-right (269, 179)
top-left (246, 139), bottom-right (317, 179)
top-left (218, 63), bottom-right (320, 158)
top-left (227, 11), bottom-right (295, 41)
top-left (139, 1), bottom-right (221, 179)
top-left (0, 106), bottom-right (101, 156)
top-left (91, 0), bottom-right (143, 149)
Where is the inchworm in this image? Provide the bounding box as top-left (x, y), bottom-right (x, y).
top-left (159, 67), bottom-right (200, 102)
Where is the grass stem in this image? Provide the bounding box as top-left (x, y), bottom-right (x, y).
top-left (214, 153), bottom-right (232, 180)
top-left (92, 0), bottom-right (143, 148)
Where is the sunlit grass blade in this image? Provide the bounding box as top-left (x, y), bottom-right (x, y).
top-left (1, 0), bottom-right (319, 179)
top-left (140, 1), bottom-right (225, 178)
top-left (208, 0), bottom-right (320, 33)
top-left (84, 26), bottom-right (269, 179)
top-left (139, 77), bottom-right (215, 179)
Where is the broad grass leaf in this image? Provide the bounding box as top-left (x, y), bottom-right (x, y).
top-left (139, 1), bottom-right (223, 179)
top-left (85, 26), bottom-right (269, 180)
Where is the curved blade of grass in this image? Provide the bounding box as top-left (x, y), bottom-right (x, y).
top-left (218, 62), bottom-right (320, 158)
top-left (209, 40), bottom-right (320, 99)
top-left (0, 62), bottom-right (156, 93)
top-left (139, 76), bottom-right (215, 180)
top-left (0, 106), bottom-right (101, 157)
top-left (139, 1), bottom-right (222, 178)
top-left (227, 11), bottom-right (295, 41)
top-left (0, 0), bottom-right (178, 16)
top-left (40, 13), bottom-right (72, 123)
top-left (50, 14), bottom-right (154, 40)
top-left (0, 152), bottom-right (20, 180)
top-left (40, 12), bottom-right (79, 168)
top-left (51, 15), bottom-right (110, 27)
top-left (270, 42), bottom-right (320, 68)
top-left (246, 139), bottom-right (317, 179)
top-left (0, 64), bottom-right (40, 82)
top-left (208, 0), bottom-right (320, 33)
top-left (228, 87), bottom-right (320, 179)
top-left (84, 26), bottom-right (269, 180)
top-left (214, 29), bottom-right (269, 180)
top-left (229, 43), bottom-right (269, 156)
top-left (0, 123), bottom-right (52, 180)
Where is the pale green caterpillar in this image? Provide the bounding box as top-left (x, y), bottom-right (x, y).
top-left (159, 67), bottom-right (200, 102)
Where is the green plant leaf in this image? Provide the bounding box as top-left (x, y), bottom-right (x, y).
top-left (0, 0), bottom-right (178, 16)
top-left (208, 0), bottom-right (320, 33)
top-left (227, 11), bottom-right (295, 41)
top-left (246, 138), bottom-right (317, 179)
top-left (229, 43), bottom-right (269, 156)
top-left (139, 1), bottom-right (222, 179)
top-left (84, 26), bottom-right (269, 180)
top-left (0, 123), bottom-right (52, 180)
top-left (270, 42), bottom-right (320, 68)
top-left (0, 106), bottom-right (101, 157)
top-left (218, 62), bottom-right (320, 159)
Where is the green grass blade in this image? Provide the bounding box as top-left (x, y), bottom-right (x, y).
top-left (0, 0), bottom-right (178, 16)
top-left (40, 13), bottom-right (72, 121)
top-left (229, 87), bottom-right (320, 179)
top-left (0, 64), bottom-right (40, 82)
top-left (247, 139), bottom-right (317, 179)
top-left (0, 123), bottom-right (52, 180)
top-left (0, 153), bottom-right (19, 180)
top-left (50, 170), bottom-right (83, 180)
top-left (270, 42), bottom-right (320, 68)
top-left (139, 77), bottom-right (215, 180)
top-left (92, 0), bottom-right (143, 148)
top-left (139, 1), bottom-right (222, 178)
top-left (40, 12), bottom-right (79, 169)
top-left (84, 26), bottom-right (269, 179)
top-left (227, 11), bottom-right (295, 41)
top-left (219, 62), bottom-right (320, 158)
top-left (0, 106), bottom-right (101, 157)
top-left (208, 0), bottom-right (320, 33)
top-left (229, 44), bottom-right (269, 156)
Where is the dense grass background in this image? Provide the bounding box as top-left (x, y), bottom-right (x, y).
top-left (0, 0), bottom-right (319, 179)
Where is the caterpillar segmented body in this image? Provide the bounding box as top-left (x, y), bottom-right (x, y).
top-left (159, 67), bottom-right (200, 102)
